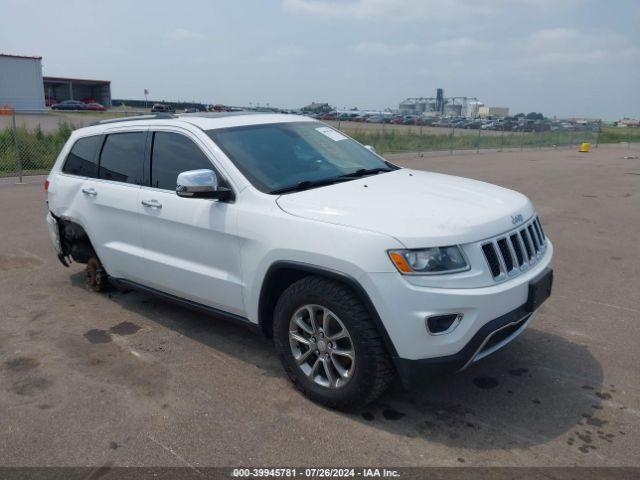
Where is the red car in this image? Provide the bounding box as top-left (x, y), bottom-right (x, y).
top-left (319, 112), bottom-right (337, 120)
top-left (85, 102), bottom-right (107, 111)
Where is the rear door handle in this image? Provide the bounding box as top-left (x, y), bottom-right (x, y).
top-left (81, 188), bottom-right (97, 196)
top-left (141, 199), bottom-right (162, 209)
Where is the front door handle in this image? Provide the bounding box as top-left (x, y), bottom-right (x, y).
top-left (141, 199), bottom-right (162, 209)
top-left (81, 188), bottom-right (97, 196)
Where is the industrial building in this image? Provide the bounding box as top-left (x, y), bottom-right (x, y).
top-left (43, 76), bottom-right (111, 107)
top-left (0, 53), bottom-right (112, 111)
top-left (0, 53), bottom-right (46, 110)
top-left (399, 88), bottom-right (481, 118)
top-left (478, 106), bottom-right (509, 118)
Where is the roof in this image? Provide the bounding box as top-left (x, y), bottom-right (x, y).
top-left (0, 53), bottom-right (42, 60)
top-left (43, 76), bottom-right (110, 85)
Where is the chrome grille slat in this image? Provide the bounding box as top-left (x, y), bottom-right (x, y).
top-left (521, 228), bottom-right (534, 259)
top-left (535, 217), bottom-right (546, 240)
top-left (528, 225), bottom-right (540, 253)
top-left (482, 216), bottom-right (547, 281)
top-left (509, 233), bottom-right (524, 267)
top-left (497, 238), bottom-right (514, 272)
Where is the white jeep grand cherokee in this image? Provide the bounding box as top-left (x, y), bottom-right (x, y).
top-left (46, 112), bottom-right (553, 410)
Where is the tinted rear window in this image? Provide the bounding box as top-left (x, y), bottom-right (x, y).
top-left (98, 132), bottom-right (146, 184)
top-left (62, 135), bottom-right (102, 177)
top-left (151, 132), bottom-right (213, 190)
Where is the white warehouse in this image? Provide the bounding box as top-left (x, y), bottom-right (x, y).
top-left (0, 53), bottom-right (45, 111)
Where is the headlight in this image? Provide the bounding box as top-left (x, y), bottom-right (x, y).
top-left (388, 246), bottom-right (469, 275)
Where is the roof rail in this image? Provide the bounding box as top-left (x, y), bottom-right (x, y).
top-left (90, 113), bottom-right (176, 126)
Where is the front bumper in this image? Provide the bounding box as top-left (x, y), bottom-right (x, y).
top-left (393, 304), bottom-right (536, 388)
top-left (360, 242), bottom-right (553, 387)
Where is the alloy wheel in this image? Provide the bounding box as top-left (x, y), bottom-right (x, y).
top-left (288, 304), bottom-right (355, 389)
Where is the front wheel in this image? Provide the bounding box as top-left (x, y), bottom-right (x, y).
top-left (273, 276), bottom-right (394, 411)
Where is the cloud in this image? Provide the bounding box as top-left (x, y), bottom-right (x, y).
top-left (255, 45), bottom-right (307, 63)
top-left (432, 37), bottom-right (491, 55)
top-left (352, 37), bottom-right (490, 56)
top-left (282, 0), bottom-right (581, 20)
top-left (524, 28), bottom-right (639, 66)
top-left (351, 42), bottom-right (421, 56)
top-left (166, 28), bottom-right (205, 42)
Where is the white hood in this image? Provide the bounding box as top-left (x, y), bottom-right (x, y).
top-left (276, 169), bottom-right (535, 248)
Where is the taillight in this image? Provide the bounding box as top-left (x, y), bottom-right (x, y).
top-left (44, 180), bottom-right (50, 192)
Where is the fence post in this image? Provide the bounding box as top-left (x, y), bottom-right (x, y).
top-left (12, 111), bottom-right (23, 183)
top-left (476, 126), bottom-right (481, 153)
top-left (499, 125), bottom-right (504, 152)
top-left (520, 126), bottom-right (525, 151)
top-left (449, 125), bottom-right (454, 155)
top-left (569, 130), bottom-right (574, 149)
top-left (595, 120), bottom-right (601, 148)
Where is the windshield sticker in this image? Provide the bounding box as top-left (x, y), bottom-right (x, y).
top-left (316, 126), bottom-right (347, 142)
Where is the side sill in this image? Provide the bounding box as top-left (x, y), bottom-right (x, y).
top-left (112, 278), bottom-right (261, 335)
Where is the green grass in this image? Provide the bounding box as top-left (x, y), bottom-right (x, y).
top-left (343, 128), bottom-right (601, 154)
top-left (0, 123), bottom-right (73, 175)
top-left (599, 126), bottom-right (640, 144)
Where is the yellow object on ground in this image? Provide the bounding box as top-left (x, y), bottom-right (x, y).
top-left (580, 143), bottom-right (591, 153)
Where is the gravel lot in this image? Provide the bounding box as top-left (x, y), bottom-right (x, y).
top-left (0, 145), bottom-right (638, 468)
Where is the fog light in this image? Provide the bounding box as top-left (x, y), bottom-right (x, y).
top-left (425, 313), bottom-right (463, 335)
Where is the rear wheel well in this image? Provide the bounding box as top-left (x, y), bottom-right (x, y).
top-left (56, 216), bottom-right (98, 265)
top-left (257, 262), bottom-right (398, 358)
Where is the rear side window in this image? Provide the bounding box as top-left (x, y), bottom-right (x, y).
top-left (151, 132), bottom-right (213, 190)
top-left (62, 135), bottom-right (102, 178)
top-left (99, 132), bottom-right (146, 185)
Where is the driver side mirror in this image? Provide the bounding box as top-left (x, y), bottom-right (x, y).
top-left (176, 169), bottom-right (233, 201)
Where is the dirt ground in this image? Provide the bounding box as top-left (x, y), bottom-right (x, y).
top-left (0, 145), bottom-right (638, 468)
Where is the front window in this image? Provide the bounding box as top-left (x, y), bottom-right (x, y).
top-left (206, 122), bottom-right (394, 193)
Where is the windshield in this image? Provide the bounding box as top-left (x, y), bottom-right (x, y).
top-left (206, 122), bottom-right (393, 193)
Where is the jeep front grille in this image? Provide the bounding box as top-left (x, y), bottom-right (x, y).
top-left (481, 216), bottom-right (548, 281)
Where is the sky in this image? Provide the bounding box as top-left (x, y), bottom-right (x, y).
top-left (1, 0), bottom-right (639, 119)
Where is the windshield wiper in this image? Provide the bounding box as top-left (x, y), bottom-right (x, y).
top-left (270, 165), bottom-right (395, 194)
top-left (338, 167), bottom-right (392, 179)
top-left (270, 177), bottom-right (351, 194)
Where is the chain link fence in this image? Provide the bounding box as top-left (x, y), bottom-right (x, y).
top-left (0, 111), bottom-right (72, 180)
top-left (1, 110), bottom-right (637, 180)
top-left (327, 120), bottom-right (603, 155)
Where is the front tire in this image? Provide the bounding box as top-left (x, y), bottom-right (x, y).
top-left (273, 276), bottom-right (394, 411)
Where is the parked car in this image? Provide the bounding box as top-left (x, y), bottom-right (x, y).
top-left (151, 104), bottom-right (175, 113)
top-left (402, 115), bottom-right (420, 125)
top-left (366, 115), bottom-right (390, 123)
top-left (45, 113), bottom-right (553, 410)
top-left (319, 112), bottom-right (337, 121)
top-left (45, 97), bottom-right (58, 107)
top-left (51, 100), bottom-right (87, 111)
top-left (85, 103), bottom-right (107, 111)
top-left (337, 113), bottom-right (357, 121)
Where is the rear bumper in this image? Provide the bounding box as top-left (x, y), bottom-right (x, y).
top-left (46, 212), bottom-right (63, 255)
top-left (393, 303), bottom-right (535, 389)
